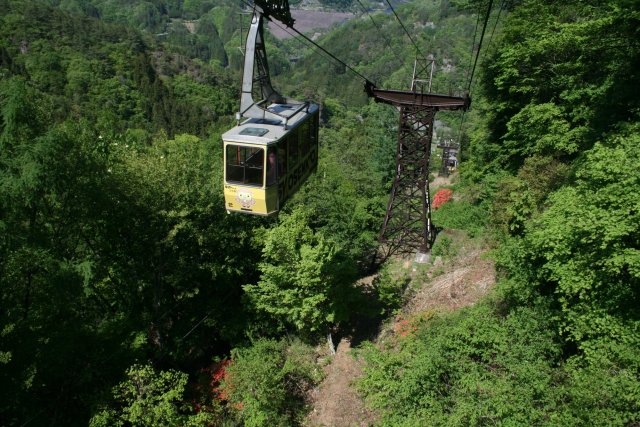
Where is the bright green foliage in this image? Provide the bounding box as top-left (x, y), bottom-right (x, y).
top-left (222, 338), bottom-right (321, 427)
top-left (503, 103), bottom-right (582, 158)
top-left (360, 299), bottom-right (640, 425)
top-left (470, 0), bottom-right (640, 173)
top-left (501, 128), bottom-right (640, 360)
top-left (442, 0), bottom-right (640, 424)
top-left (244, 208), bottom-right (358, 336)
top-left (359, 302), bottom-right (563, 425)
top-left (431, 198), bottom-right (487, 238)
top-left (90, 364), bottom-right (217, 426)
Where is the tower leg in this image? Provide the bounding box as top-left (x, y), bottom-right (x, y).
top-left (378, 105), bottom-right (437, 259)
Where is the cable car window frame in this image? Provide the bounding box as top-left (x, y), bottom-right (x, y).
top-left (226, 144), bottom-right (265, 187)
top-left (299, 121), bottom-right (310, 156)
top-left (288, 134), bottom-right (299, 167)
top-left (266, 146), bottom-right (277, 186)
top-left (277, 138), bottom-right (288, 178)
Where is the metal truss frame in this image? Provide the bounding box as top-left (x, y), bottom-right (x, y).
top-left (379, 105), bottom-right (437, 259)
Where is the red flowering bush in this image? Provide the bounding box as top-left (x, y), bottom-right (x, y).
top-left (432, 188), bottom-right (453, 209)
top-left (208, 359), bottom-right (231, 401)
top-left (394, 318), bottom-right (418, 337)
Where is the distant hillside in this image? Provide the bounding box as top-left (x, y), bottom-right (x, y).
top-left (0, 0), bottom-right (236, 137)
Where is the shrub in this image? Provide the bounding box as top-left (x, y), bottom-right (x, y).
top-left (432, 188), bottom-right (453, 209)
top-left (221, 338), bottom-right (321, 427)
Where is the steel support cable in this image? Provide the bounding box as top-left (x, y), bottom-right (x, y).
top-left (465, 11), bottom-right (482, 92)
top-left (268, 17), bottom-right (364, 80)
top-left (466, 0), bottom-right (494, 92)
top-left (457, 6), bottom-right (484, 151)
top-left (458, 0), bottom-right (501, 154)
top-left (478, 0), bottom-right (505, 69)
top-left (240, 0), bottom-right (375, 85)
top-left (355, 0), bottom-right (406, 66)
top-left (384, 0), bottom-right (420, 55)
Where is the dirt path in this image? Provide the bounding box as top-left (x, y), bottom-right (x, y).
top-left (306, 338), bottom-right (377, 427)
top-left (306, 173), bottom-right (494, 426)
top-left (407, 248), bottom-right (495, 315)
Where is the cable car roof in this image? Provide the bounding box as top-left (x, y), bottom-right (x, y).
top-left (223, 102), bottom-right (319, 145)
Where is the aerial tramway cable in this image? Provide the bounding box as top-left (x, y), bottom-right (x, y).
top-left (384, 0), bottom-right (421, 56)
top-left (465, 11), bottom-right (482, 92)
top-left (480, 0), bottom-right (506, 70)
top-left (355, 0), bottom-right (406, 67)
top-left (458, 0), bottom-right (500, 155)
top-left (466, 0), bottom-right (494, 92)
top-left (239, 0), bottom-right (376, 86)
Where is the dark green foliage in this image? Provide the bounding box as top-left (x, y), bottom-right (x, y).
top-left (222, 338), bottom-right (321, 427)
top-left (0, 74), bottom-right (256, 424)
top-left (278, 1), bottom-right (476, 104)
top-left (0, 1), bottom-right (236, 137)
top-left (372, 265), bottom-right (408, 314)
top-left (319, 0), bottom-right (353, 10)
top-left (291, 101), bottom-right (396, 261)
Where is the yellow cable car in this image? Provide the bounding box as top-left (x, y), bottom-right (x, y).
top-left (223, 3), bottom-right (319, 215)
top-left (223, 104), bottom-right (319, 215)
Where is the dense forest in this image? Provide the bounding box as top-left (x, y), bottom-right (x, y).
top-left (1, 0), bottom-right (638, 425)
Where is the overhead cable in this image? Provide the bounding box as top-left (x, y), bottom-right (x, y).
top-left (465, 11), bottom-right (482, 92)
top-left (485, 0), bottom-right (505, 56)
top-left (466, 0), bottom-right (494, 92)
top-left (384, 0), bottom-right (421, 55)
top-left (240, 0), bottom-right (375, 86)
top-left (355, 0), bottom-right (406, 67)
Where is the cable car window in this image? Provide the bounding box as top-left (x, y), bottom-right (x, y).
top-left (226, 145), bottom-right (264, 186)
top-left (266, 146), bottom-right (277, 186)
top-left (277, 138), bottom-right (287, 177)
top-left (299, 121), bottom-right (310, 155)
top-left (311, 113), bottom-right (318, 145)
top-left (289, 135), bottom-right (299, 166)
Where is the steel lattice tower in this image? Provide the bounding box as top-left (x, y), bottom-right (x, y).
top-left (366, 58), bottom-right (469, 260)
top-left (379, 105), bottom-right (437, 258)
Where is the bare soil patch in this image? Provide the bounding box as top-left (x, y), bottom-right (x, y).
top-left (306, 338), bottom-right (378, 427)
top-left (406, 247), bottom-right (494, 315)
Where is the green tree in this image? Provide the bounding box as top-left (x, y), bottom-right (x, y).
top-left (90, 364), bottom-right (217, 426)
top-left (222, 338), bottom-right (321, 427)
top-left (244, 208), bottom-right (357, 336)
